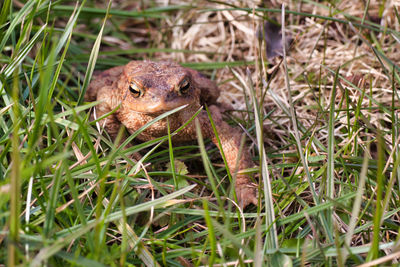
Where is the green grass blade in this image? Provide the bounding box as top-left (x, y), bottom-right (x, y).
top-left (31, 221), bottom-right (98, 267)
top-left (327, 68), bottom-right (339, 232)
top-left (77, 0), bottom-right (112, 105)
top-left (343, 141), bottom-right (369, 262)
top-left (0, 0), bottom-right (11, 27)
top-left (0, 0), bottom-right (37, 52)
top-left (245, 67), bottom-right (278, 251)
top-left (366, 131), bottom-right (385, 261)
top-left (2, 24), bottom-right (46, 78)
top-left (167, 118), bottom-right (178, 191)
top-left (195, 118), bottom-right (222, 207)
top-left (51, 4), bottom-right (183, 19)
top-left (8, 70), bottom-right (21, 266)
top-left (47, 3), bottom-right (80, 103)
top-left (57, 184), bottom-right (196, 235)
top-left (203, 200), bottom-right (217, 265)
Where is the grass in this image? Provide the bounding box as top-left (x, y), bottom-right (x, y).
top-left (1, 0), bottom-right (400, 266)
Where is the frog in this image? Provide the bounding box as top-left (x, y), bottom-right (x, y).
top-left (85, 60), bottom-right (258, 208)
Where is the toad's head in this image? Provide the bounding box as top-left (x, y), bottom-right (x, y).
top-left (117, 61), bottom-right (200, 114)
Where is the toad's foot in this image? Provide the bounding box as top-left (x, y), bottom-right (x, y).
top-left (204, 105), bottom-right (259, 209)
top-left (235, 175), bottom-right (258, 209)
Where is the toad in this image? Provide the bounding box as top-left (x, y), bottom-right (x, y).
top-left (85, 60), bottom-right (258, 208)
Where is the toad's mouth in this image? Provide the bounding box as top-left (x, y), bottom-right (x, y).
top-left (129, 99), bottom-right (196, 114)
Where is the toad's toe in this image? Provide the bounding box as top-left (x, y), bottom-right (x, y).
top-left (236, 184), bottom-right (258, 209)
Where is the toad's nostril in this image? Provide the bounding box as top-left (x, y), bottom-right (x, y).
top-left (165, 92), bottom-right (177, 102)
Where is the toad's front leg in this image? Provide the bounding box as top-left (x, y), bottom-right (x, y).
top-left (90, 86), bottom-right (122, 140)
top-left (199, 106), bottom-right (258, 208)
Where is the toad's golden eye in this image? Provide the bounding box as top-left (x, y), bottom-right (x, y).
top-left (178, 77), bottom-right (191, 95)
top-left (129, 81), bottom-right (143, 98)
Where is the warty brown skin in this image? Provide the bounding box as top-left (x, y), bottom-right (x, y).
top-left (85, 60), bottom-right (258, 208)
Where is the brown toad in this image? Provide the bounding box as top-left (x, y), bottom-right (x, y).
top-left (85, 60), bottom-right (258, 208)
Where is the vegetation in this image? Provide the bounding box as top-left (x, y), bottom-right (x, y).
top-left (1, 0), bottom-right (399, 266)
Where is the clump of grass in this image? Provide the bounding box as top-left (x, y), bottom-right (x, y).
top-left (1, 0), bottom-right (400, 266)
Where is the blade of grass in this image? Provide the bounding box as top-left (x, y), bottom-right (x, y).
top-left (0, 0), bottom-right (11, 27)
top-left (31, 221), bottom-right (99, 267)
top-left (170, 191), bottom-right (357, 224)
top-left (51, 4), bottom-right (183, 19)
top-left (245, 68), bottom-right (278, 251)
top-left (40, 41), bottom-right (62, 238)
top-left (47, 3), bottom-right (78, 103)
top-left (101, 185), bottom-right (162, 267)
top-left (205, 104), bottom-right (240, 210)
top-left (167, 118), bottom-right (178, 191)
top-left (77, 0), bottom-right (112, 105)
top-left (42, 134), bottom-right (71, 237)
top-left (203, 200), bottom-right (217, 266)
top-left (8, 70), bottom-right (21, 266)
top-left (327, 68), bottom-right (340, 233)
top-left (55, 251), bottom-right (107, 267)
top-left (0, 0), bottom-right (38, 52)
top-left (342, 140), bottom-right (369, 262)
top-left (1, 24), bottom-right (46, 94)
top-left (366, 131), bottom-right (385, 261)
top-left (195, 118), bottom-right (222, 208)
top-left (211, 217), bottom-right (254, 259)
top-left (181, 61), bottom-right (255, 70)
top-left (281, 4), bottom-right (332, 242)
top-left (20, 1), bottom-right (87, 95)
top-left (56, 184), bottom-right (196, 236)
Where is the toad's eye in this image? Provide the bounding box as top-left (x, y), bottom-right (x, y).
top-left (129, 82), bottom-right (143, 98)
top-left (178, 77), bottom-right (191, 95)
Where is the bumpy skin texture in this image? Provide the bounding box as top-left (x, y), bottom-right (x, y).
top-left (85, 61), bottom-right (258, 208)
